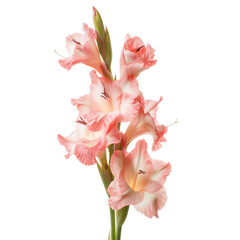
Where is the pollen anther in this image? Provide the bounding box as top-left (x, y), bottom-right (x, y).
top-left (101, 88), bottom-right (110, 100)
top-left (135, 45), bottom-right (145, 52)
top-left (76, 117), bottom-right (87, 125)
top-left (72, 39), bottom-right (82, 45)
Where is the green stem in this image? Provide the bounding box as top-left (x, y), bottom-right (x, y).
top-left (97, 163), bottom-right (110, 195)
top-left (116, 205), bottom-right (129, 240)
top-left (116, 225), bottom-right (122, 240)
top-left (110, 207), bottom-right (115, 240)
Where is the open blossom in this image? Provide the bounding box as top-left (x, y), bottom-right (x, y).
top-left (57, 116), bottom-right (121, 165)
top-left (108, 139), bottom-right (171, 218)
top-left (71, 70), bottom-right (140, 131)
top-left (125, 92), bottom-right (167, 151)
top-left (120, 34), bottom-right (157, 78)
top-left (59, 23), bottom-right (103, 73)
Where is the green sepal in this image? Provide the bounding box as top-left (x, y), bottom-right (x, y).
top-left (100, 64), bottom-right (113, 81)
top-left (97, 163), bottom-right (111, 196)
top-left (117, 206), bottom-right (130, 227)
top-left (93, 8), bottom-right (113, 73)
top-left (96, 34), bottom-right (103, 55)
top-left (102, 27), bottom-right (112, 72)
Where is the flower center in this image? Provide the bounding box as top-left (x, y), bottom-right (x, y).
top-left (131, 169), bottom-right (146, 191)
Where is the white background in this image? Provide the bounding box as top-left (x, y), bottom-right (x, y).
top-left (1, 0), bottom-right (240, 239)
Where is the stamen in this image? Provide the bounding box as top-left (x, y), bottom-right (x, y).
top-left (135, 45), bottom-right (145, 52)
top-left (167, 119), bottom-right (178, 127)
top-left (138, 170), bottom-right (146, 175)
top-left (101, 88), bottom-right (109, 100)
top-left (72, 39), bottom-right (82, 45)
top-left (54, 49), bottom-right (67, 58)
top-left (76, 117), bottom-right (87, 125)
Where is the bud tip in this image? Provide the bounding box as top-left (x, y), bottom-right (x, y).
top-left (92, 6), bottom-right (96, 17)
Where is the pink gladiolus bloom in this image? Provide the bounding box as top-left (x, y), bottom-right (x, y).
top-left (120, 34), bottom-right (157, 77)
top-left (71, 70), bottom-right (140, 131)
top-left (108, 139), bottom-right (171, 218)
top-left (57, 117), bottom-right (121, 165)
top-left (125, 92), bottom-right (167, 151)
top-left (59, 23), bottom-right (103, 73)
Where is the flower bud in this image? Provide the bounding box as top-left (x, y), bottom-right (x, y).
top-left (93, 7), bottom-right (112, 72)
top-left (93, 7), bottom-right (104, 41)
top-left (102, 27), bottom-right (112, 71)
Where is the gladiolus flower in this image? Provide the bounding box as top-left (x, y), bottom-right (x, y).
top-left (71, 70), bottom-right (140, 131)
top-left (57, 117), bottom-right (121, 165)
top-left (59, 23), bottom-right (103, 73)
top-left (108, 139), bottom-right (171, 218)
top-left (120, 34), bottom-right (157, 77)
top-left (125, 92), bottom-right (167, 151)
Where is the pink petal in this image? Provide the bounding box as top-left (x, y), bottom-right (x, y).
top-left (57, 129), bottom-right (101, 166)
top-left (119, 93), bottom-right (139, 122)
top-left (86, 110), bottom-right (119, 131)
top-left (58, 115), bottom-right (118, 165)
top-left (123, 140), bottom-right (153, 191)
top-left (125, 95), bottom-right (167, 151)
top-left (125, 139), bottom-right (152, 173)
top-left (71, 94), bottom-right (91, 115)
top-left (144, 96), bottom-right (162, 114)
top-left (108, 179), bottom-right (144, 211)
top-left (144, 180), bottom-right (163, 193)
top-left (82, 41), bottom-right (102, 73)
top-left (152, 125), bottom-right (168, 151)
top-left (105, 122), bottom-right (122, 146)
top-left (144, 44), bottom-right (156, 61)
top-left (59, 58), bottom-right (73, 71)
top-left (58, 24), bottom-right (102, 73)
top-left (151, 160), bottom-right (172, 185)
top-left (125, 110), bottom-right (156, 147)
top-left (133, 187), bottom-right (167, 218)
top-left (57, 134), bottom-right (75, 159)
top-left (74, 142), bottom-right (100, 165)
top-left (120, 35), bottom-right (157, 77)
top-left (89, 70), bottom-right (122, 113)
top-left (110, 151), bottom-right (125, 179)
top-left (82, 23), bottom-right (97, 40)
top-left (144, 160), bottom-right (171, 193)
top-left (116, 76), bottom-right (139, 98)
top-left (122, 61), bottom-right (145, 77)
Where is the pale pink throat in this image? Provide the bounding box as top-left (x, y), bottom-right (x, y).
top-left (131, 169), bottom-right (146, 191)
